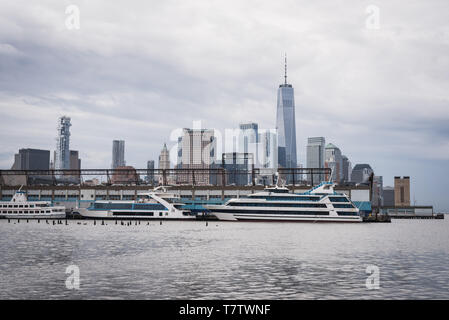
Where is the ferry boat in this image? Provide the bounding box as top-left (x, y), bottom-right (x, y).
top-left (205, 182), bottom-right (362, 223)
top-left (78, 186), bottom-right (195, 220)
top-left (0, 189), bottom-right (66, 219)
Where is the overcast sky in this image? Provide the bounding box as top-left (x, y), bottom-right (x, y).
top-left (0, 0), bottom-right (448, 210)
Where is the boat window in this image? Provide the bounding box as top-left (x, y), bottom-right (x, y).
top-left (333, 204), bottom-right (355, 208)
top-left (228, 202), bottom-right (327, 208)
top-left (328, 197), bottom-right (350, 203)
top-left (337, 211), bottom-right (359, 216)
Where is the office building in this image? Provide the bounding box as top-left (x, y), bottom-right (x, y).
top-left (383, 186), bottom-right (395, 206)
top-left (342, 155), bottom-right (352, 183)
top-left (222, 152), bottom-right (254, 186)
top-left (176, 129), bottom-right (216, 185)
top-left (351, 164), bottom-right (373, 184)
top-left (372, 176), bottom-right (383, 207)
top-left (306, 137), bottom-right (325, 185)
top-left (259, 130), bottom-right (278, 169)
top-left (112, 140), bottom-right (126, 169)
top-left (146, 160), bottom-right (155, 184)
top-left (111, 166), bottom-right (138, 185)
top-left (55, 116), bottom-right (71, 170)
top-left (394, 176), bottom-right (410, 206)
top-left (238, 122), bottom-right (258, 165)
top-left (158, 143), bottom-right (170, 170)
top-left (325, 143), bottom-right (343, 184)
top-left (276, 55), bottom-right (297, 169)
top-left (69, 150), bottom-right (81, 183)
top-left (11, 148), bottom-right (50, 170)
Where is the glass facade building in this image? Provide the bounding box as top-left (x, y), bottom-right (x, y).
top-left (276, 61), bottom-right (297, 169)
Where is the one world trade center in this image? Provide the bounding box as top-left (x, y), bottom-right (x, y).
top-left (276, 55), bottom-right (297, 169)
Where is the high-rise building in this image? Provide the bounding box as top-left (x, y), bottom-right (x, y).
top-left (55, 116), bottom-right (71, 170)
top-left (69, 150), bottom-right (81, 182)
top-left (111, 166), bottom-right (138, 185)
top-left (394, 176), bottom-right (410, 206)
top-left (259, 130), bottom-right (278, 169)
top-left (112, 140), bottom-right (125, 169)
top-left (11, 148), bottom-right (50, 170)
top-left (351, 164), bottom-right (373, 184)
top-left (158, 143), bottom-right (170, 170)
top-left (9, 148), bottom-right (51, 185)
top-left (341, 155), bottom-right (352, 183)
top-left (146, 160), bottom-right (155, 184)
top-left (239, 122), bottom-right (258, 165)
top-left (222, 152), bottom-right (254, 186)
top-left (276, 55), bottom-right (297, 169)
top-left (372, 176), bottom-right (383, 207)
top-left (325, 143), bottom-right (343, 184)
top-left (383, 186), bottom-right (395, 206)
top-left (176, 129), bottom-right (216, 185)
top-left (306, 137), bottom-right (325, 185)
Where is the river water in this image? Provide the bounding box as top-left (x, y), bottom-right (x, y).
top-left (0, 218), bottom-right (448, 299)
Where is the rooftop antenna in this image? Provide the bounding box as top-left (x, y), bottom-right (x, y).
top-left (284, 52), bottom-right (288, 85)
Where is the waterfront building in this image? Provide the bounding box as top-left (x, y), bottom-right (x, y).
top-left (341, 155), bottom-right (352, 184)
top-left (394, 176), bottom-right (410, 206)
top-left (325, 143), bottom-right (343, 184)
top-left (276, 55), bottom-right (297, 170)
top-left (351, 164), bottom-right (373, 184)
top-left (55, 116), bottom-right (71, 170)
top-left (383, 186), bottom-right (395, 206)
top-left (176, 129), bottom-right (216, 185)
top-left (112, 140), bottom-right (126, 169)
top-left (222, 152), bottom-right (254, 186)
top-left (372, 176), bottom-right (383, 207)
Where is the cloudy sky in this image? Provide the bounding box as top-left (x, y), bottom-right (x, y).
top-left (0, 0), bottom-right (448, 210)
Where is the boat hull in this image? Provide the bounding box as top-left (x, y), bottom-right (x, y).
top-left (77, 208), bottom-right (196, 220)
top-left (0, 213), bottom-right (66, 219)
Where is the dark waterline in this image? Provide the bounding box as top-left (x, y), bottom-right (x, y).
top-left (0, 219), bottom-right (448, 299)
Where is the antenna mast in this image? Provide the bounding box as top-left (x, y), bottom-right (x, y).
top-left (284, 53), bottom-right (287, 85)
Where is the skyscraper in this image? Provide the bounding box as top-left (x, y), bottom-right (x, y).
top-left (260, 130), bottom-right (278, 169)
top-left (372, 175), bottom-right (384, 207)
top-left (158, 143), bottom-right (170, 170)
top-left (55, 116), bottom-right (71, 170)
top-left (239, 122), bottom-right (258, 164)
top-left (112, 140), bottom-right (125, 169)
top-left (69, 150), bottom-right (81, 183)
top-left (176, 129), bottom-right (216, 185)
top-left (341, 155), bottom-right (352, 183)
top-left (11, 148), bottom-right (50, 170)
top-left (325, 143), bottom-right (343, 184)
top-left (394, 176), bottom-right (410, 206)
top-left (146, 160), bottom-right (155, 184)
top-left (351, 164), bottom-right (373, 184)
top-left (276, 55), bottom-right (297, 169)
top-left (306, 137), bottom-right (325, 185)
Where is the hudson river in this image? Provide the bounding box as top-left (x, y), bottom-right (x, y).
top-left (1, 218), bottom-right (448, 299)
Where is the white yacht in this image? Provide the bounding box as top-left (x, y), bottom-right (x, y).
top-left (78, 186), bottom-right (195, 220)
top-left (205, 182), bottom-right (362, 223)
top-left (0, 189), bottom-right (66, 219)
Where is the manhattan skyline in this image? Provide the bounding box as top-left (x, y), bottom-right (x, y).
top-left (0, 1), bottom-right (448, 211)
